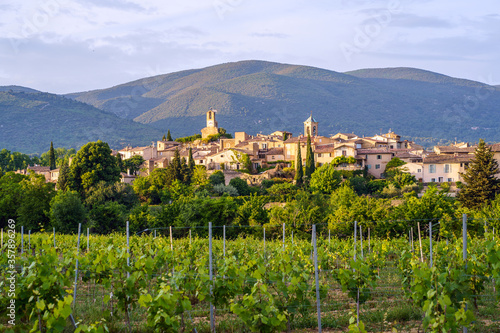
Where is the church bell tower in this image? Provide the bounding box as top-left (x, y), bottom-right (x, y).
top-left (304, 112), bottom-right (318, 136)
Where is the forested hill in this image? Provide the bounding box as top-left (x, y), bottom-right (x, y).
top-left (0, 91), bottom-right (162, 154)
top-left (3, 61), bottom-right (500, 154)
top-left (66, 60), bottom-right (500, 144)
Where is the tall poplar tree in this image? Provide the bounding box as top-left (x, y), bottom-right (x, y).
top-left (458, 139), bottom-right (500, 209)
top-left (295, 140), bottom-right (303, 186)
top-left (305, 134), bottom-right (315, 179)
top-left (166, 130), bottom-right (173, 141)
top-left (49, 141), bottom-right (56, 170)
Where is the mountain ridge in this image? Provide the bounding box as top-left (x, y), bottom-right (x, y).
top-left (2, 60), bottom-right (500, 153)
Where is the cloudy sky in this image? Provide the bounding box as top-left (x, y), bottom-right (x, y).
top-left (0, 0), bottom-right (498, 94)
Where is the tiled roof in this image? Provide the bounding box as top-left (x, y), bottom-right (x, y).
top-left (356, 148), bottom-right (393, 154)
top-left (264, 148), bottom-right (284, 155)
top-left (423, 153), bottom-right (473, 164)
top-left (434, 146), bottom-right (476, 154)
top-left (304, 115), bottom-right (317, 122)
top-left (490, 143), bottom-right (500, 152)
top-left (28, 166), bottom-right (50, 172)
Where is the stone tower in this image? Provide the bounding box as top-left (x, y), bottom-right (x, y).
top-left (201, 108), bottom-right (219, 139)
top-left (303, 112), bottom-right (318, 136)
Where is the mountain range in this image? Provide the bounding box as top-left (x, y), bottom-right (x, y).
top-left (2, 60), bottom-right (500, 154)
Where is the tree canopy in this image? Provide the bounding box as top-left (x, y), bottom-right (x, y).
top-left (458, 139), bottom-right (500, 209)
top-left (68, 140), bottom-right (121, 193)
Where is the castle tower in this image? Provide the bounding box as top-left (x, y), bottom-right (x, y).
top-left (201, 108), bottom-right (219, 139)
top-left (304, 112), bottom-right (318, 136)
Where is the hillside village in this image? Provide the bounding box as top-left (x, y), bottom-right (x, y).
top-left (20, 108), bottom-right (500, 189)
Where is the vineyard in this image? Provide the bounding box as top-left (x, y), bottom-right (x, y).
top-left (1, 217), bottom-right (500, 333)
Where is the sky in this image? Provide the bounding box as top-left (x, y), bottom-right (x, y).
top-left (0, 0), bottom-right (499, 94)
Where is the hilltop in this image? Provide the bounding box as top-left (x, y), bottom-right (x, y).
top-left (0, 91), bottom-right (162, 154)
top-left (2, 60), bottom-right (500, 154)
top-left (67, 60), bottom-right (500, 144)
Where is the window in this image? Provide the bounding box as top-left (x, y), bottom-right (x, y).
top-left (431, 178), bottom-right (436, 182)
top-left (221, 155), bottom-right (224, 158)
top-left (429, 164), bottom-right (436, 173)
top-left (272, 156), bottom-right (275, 160)
top-left (200, 160), bottom-right (203, 164)
top-left (375, 164), bottom-right (380, 169)
top-left (262, 143), bottom-right (267, 149)
top-left (377, 155), bottom-right (382, 160)
top-left (318, 153), bottom-right (322, 157)
top-left (444, 164), bottom-right (452, 173)
top-left (329, 153), bottom-right (332, 157)
top-left (342, 150), bottom-right (347, 156)
top-left (447, 178), bottom-right (454, 182)
top-left (367, 164), bottom-right (372, 169)
top-left (356, 144), bottom-right (361, 149)
top-left (209, 112), bottom-right (212, 119)
top-left (438, 177), bottom-right (443, 183)
top-left (417, 169), bottom-right (422, 173)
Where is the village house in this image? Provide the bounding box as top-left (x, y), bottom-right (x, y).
top-left (422, 153), bottom-right (472, 183)
top-left (356, 148), bottom-right (395, 178)
top-left (119, 145), bottom-right (157, 160)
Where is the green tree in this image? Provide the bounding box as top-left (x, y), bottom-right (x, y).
top-left (188, 147), bottom-right (195, 173)
top-left (294, 141), bottom-right (303, 186)
top-left (192, 166), bottom-right (210, 190)
top-left (180, 157), bottom-right (191, 184)
top-left (209, 170), bottom-right (225, 186)
top-left (170, 148), bottom-right (183, 182)
top-left (267, 190), bottom-right (328, 238)
top-left (133, 168), bottom-right (170, 204)
top-left (166, 129), bottom-right (173, 141)
top-left (0, 172), bottom-right (28, 228)
top-left (116, 153), bottom-right (125, 172)
top-left (458, 139), bottom-right (500, 209)
top-left (123, 155), bottom-right (145, 175)
top-left (309, 162), bottom-right (342, 194)
top-left (49, 141), bottom-right (56, 170)
top-left (305, 134), bottom-right (315, 180)
top-left (229, 177), bottom-right (250, 196)
top-left (84, 181), bottom-right (139, 209)
top-left (18, 172), bottom-right (56, 231)
top-left (50, 190), bottom-right (87, 234)
top-left (234, 194), bottom-right (269, 227)
top-left (128, 204), bottom-right (154, 233)
top-left (89, 201), bottom-right (126, 234)
top-left (68, 141), bottom-right (121, 193)
top-left (162, 134), bottom-right (166, 141)
top-left (57, 160), bottom-right (70, 191)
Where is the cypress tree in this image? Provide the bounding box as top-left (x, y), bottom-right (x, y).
top-left (188, 147), bottom-right (195, 172)
top-left (305, 134), bottom-right (315, 179)
top-left (458, 139), bottom-right (500, 209)
top-left (181, 157), bottom-right (191, 184)
top-left (57, 159), bottom-right (70, 191)
top-left (171, 148), bottom-right (182, 181)
top-left (166, 130), bottom-right (173, 141)
top-left (116, 153), bottom-right (124, 172)
top-left (49, 141), bottom-right (56, 170)
top-left (162, 134), bottom-right (166, 141)
top-left (295, 140), bottom-right (303, 186)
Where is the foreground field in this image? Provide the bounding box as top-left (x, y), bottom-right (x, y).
top-left (1, 223), bottom-right (500, 332)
